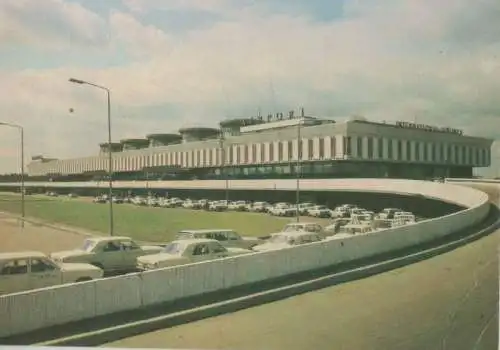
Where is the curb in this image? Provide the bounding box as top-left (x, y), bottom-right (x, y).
top-left (37, 214), bottom-right (500, 347)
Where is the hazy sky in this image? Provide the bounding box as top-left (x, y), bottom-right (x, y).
top-left (0, 0), bottom-right (498, 176)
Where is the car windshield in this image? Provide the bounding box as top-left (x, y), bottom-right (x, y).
top-left (81, 239), bottom-right (96, 252)
top-left (269, 234), bottom-right (289, 244)
top-left (162, 242), bottom-right (182, 255)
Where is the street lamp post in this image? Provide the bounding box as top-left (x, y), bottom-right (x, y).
top-left (219, 132), bottom-right (229, 201)
top-left (69, 78), bottom-right (114, 236)
top-left (295, 109), bottom-right (303, 223)
top-left (0, 122), bottom-right (25, 227)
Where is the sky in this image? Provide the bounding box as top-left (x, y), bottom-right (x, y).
top-left (0, 0), bottom-right (499, 177)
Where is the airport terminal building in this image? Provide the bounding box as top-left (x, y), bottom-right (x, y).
top-left (27, 111), bottom-right (493, 181)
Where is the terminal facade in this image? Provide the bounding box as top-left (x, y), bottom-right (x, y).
top-left (26, 111), bottom-right (493, 181)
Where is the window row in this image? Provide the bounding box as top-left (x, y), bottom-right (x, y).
top-left (28, 136), bottom-right (490, 175)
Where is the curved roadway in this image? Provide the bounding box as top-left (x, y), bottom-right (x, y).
top-left (107, 184), bottom-right (499, 350)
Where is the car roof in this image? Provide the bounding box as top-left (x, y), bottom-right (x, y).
top-left (88, 236), bottom-right (132, 242)
top-left (0, 251), bottom-right (46, 261)
top-left (172, 238), bottom-right (221, 245)
top-left (179, 229), bottom-right (235, 234)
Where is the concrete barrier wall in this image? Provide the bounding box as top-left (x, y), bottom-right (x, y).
top-left (0, 178), bottom-right (489, 208)
top-left (0, 180), bottom-right (491, 339)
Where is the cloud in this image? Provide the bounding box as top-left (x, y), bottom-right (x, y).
top-left (0, 0), bottom-right (499, 175)
top-left (0, 0), bottom-right (107, 50)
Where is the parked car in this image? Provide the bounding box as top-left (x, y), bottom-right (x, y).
top-left (112, 196), bottom-right (125, 204)
top-left (209, 200), bottom-right (228, 211)
top-left (50, 237), bottom-right (164, 275)
top-left (252, 231), bottom-right (323, 252)
top-left (136, 239), bottom-right (252, 271)
top-left (282, 222), bottom-right (324, 234)
top-left (269, 203), bottom-right (296, 216)
top-left (306, 205), bottom-right (332, 218)
top-left (376, 208), bottom-right (403, 220)
top-left (249, 201), bottom-right (271, 213)
top-left (175, 229), bottom-right (262, 249)
top-left (0, 251), bottom-right (103, 295)
top-left (297, 202), bottom-right (315, 215)
top-left (228, 201), bottom-right (248, 211)
top-left (93, 195), bottom-right (107, 204)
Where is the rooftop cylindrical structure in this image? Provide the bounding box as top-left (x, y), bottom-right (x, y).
top-left (99, 142), bottom-right (123, 154)
top-left (146, 133), bottom-right (182, 147)
top-left (178, 127), bottom-right (220, 143)
top-left (119, 139), bottom-right (149, 151)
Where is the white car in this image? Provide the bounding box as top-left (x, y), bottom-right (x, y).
top-left (209, 200), bottom-right (228, 211)
top-left (169, 197), bottom-right (184, 207)
top-left (376, 208), bottom-right (402, 220)
top-left (93, 195), bottom-right (107, 204)
top-left (330, 206), bottom-right (352, 218)
top-left (182, 200), bottom-right (197, 209)
top-left (269, 203), bottom-right (296, 216)
top-left (0, 251), bottom-right (103, 295)
top-left (137, 239), bottom-right (252, 271)
top-left (324, 218), bottom-right (351, 234)
top-left (391, 212), bottom-right (416, 227)
top-left (249, 201), bottom-right (271, 213)
top-left (253, 231), bottom-right (323, 252)
top-left (175, 229), bottom-right (262, 250)
top-left (306, 205), bottom-right (332, 218)
top-left (297, 202), bottom-right (316, 215)
top-left (282, 222), bottom-right (324, 234)
top-left (50, 236), bottom-right (164, 275)
top-left (228, 201), bottom-right (248, 211)
top-left (131, 196), bottom-right (146, 206)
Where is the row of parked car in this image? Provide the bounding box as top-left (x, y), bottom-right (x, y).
top-left (91, 194), bottom-right (418, 223)
top-left (1, 205), bottom-right (421, 296)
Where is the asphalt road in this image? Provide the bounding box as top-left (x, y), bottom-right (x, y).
top-left (107, 183), bottom-right (499, 350)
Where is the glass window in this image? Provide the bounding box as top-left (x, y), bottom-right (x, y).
top-left (120, 240), bottom-right (140, 250)
top-left (0, 259), bottom-right (28, 275)
top-left (378, 138), bottom-right (384, 159)
top-left (344, 137), bottom-right (352, 156)
top-left (298, 139), bottom-right (303, 160)
top-left (287, 141), bottom-right (293, 160)
top-left (331, 136), bottom-right (336, 158)
top-left (102, 241), bottom-right (121, 252)
top-left (226, 231), bottom-right (240, 240)
top-left (367, 137), bottom-right (373, 159)
top-left (31, 259), bottom-right (56, 273)
top-left (319, 138), bottom-right (325, 159)
top-left (260, 143), bottom-right (265, 163)
top-left (278, 142), bottom-right (283, 161)
top-left (192, 244), bottom-right (210, 256)
top-left (388, 139), bottom-right (393, 159)
top-left (396, 140), bottom-right (402, 160)
top-left (307, 139), bottom-right (313, 159)
top-left (422, 143), bottom-right (427, 162)
top-left (211, 243), bottom-right (226, 254)
top-left (357, 137), bottom-right (363, 158)
top-left (269, 143), bottom-right (274, 162)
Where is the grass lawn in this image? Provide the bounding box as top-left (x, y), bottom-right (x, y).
top-left (0, 194), bottom-right (326, 242)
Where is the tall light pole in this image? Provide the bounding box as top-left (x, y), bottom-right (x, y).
top-left (219, 132), bottom-right (229, 201)
top-left (0, 122), bottom-right (25, 227)
top-left (295, 108), bottom-right (304, 223)
top-left (69, 78), bottom-right (114, 236)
